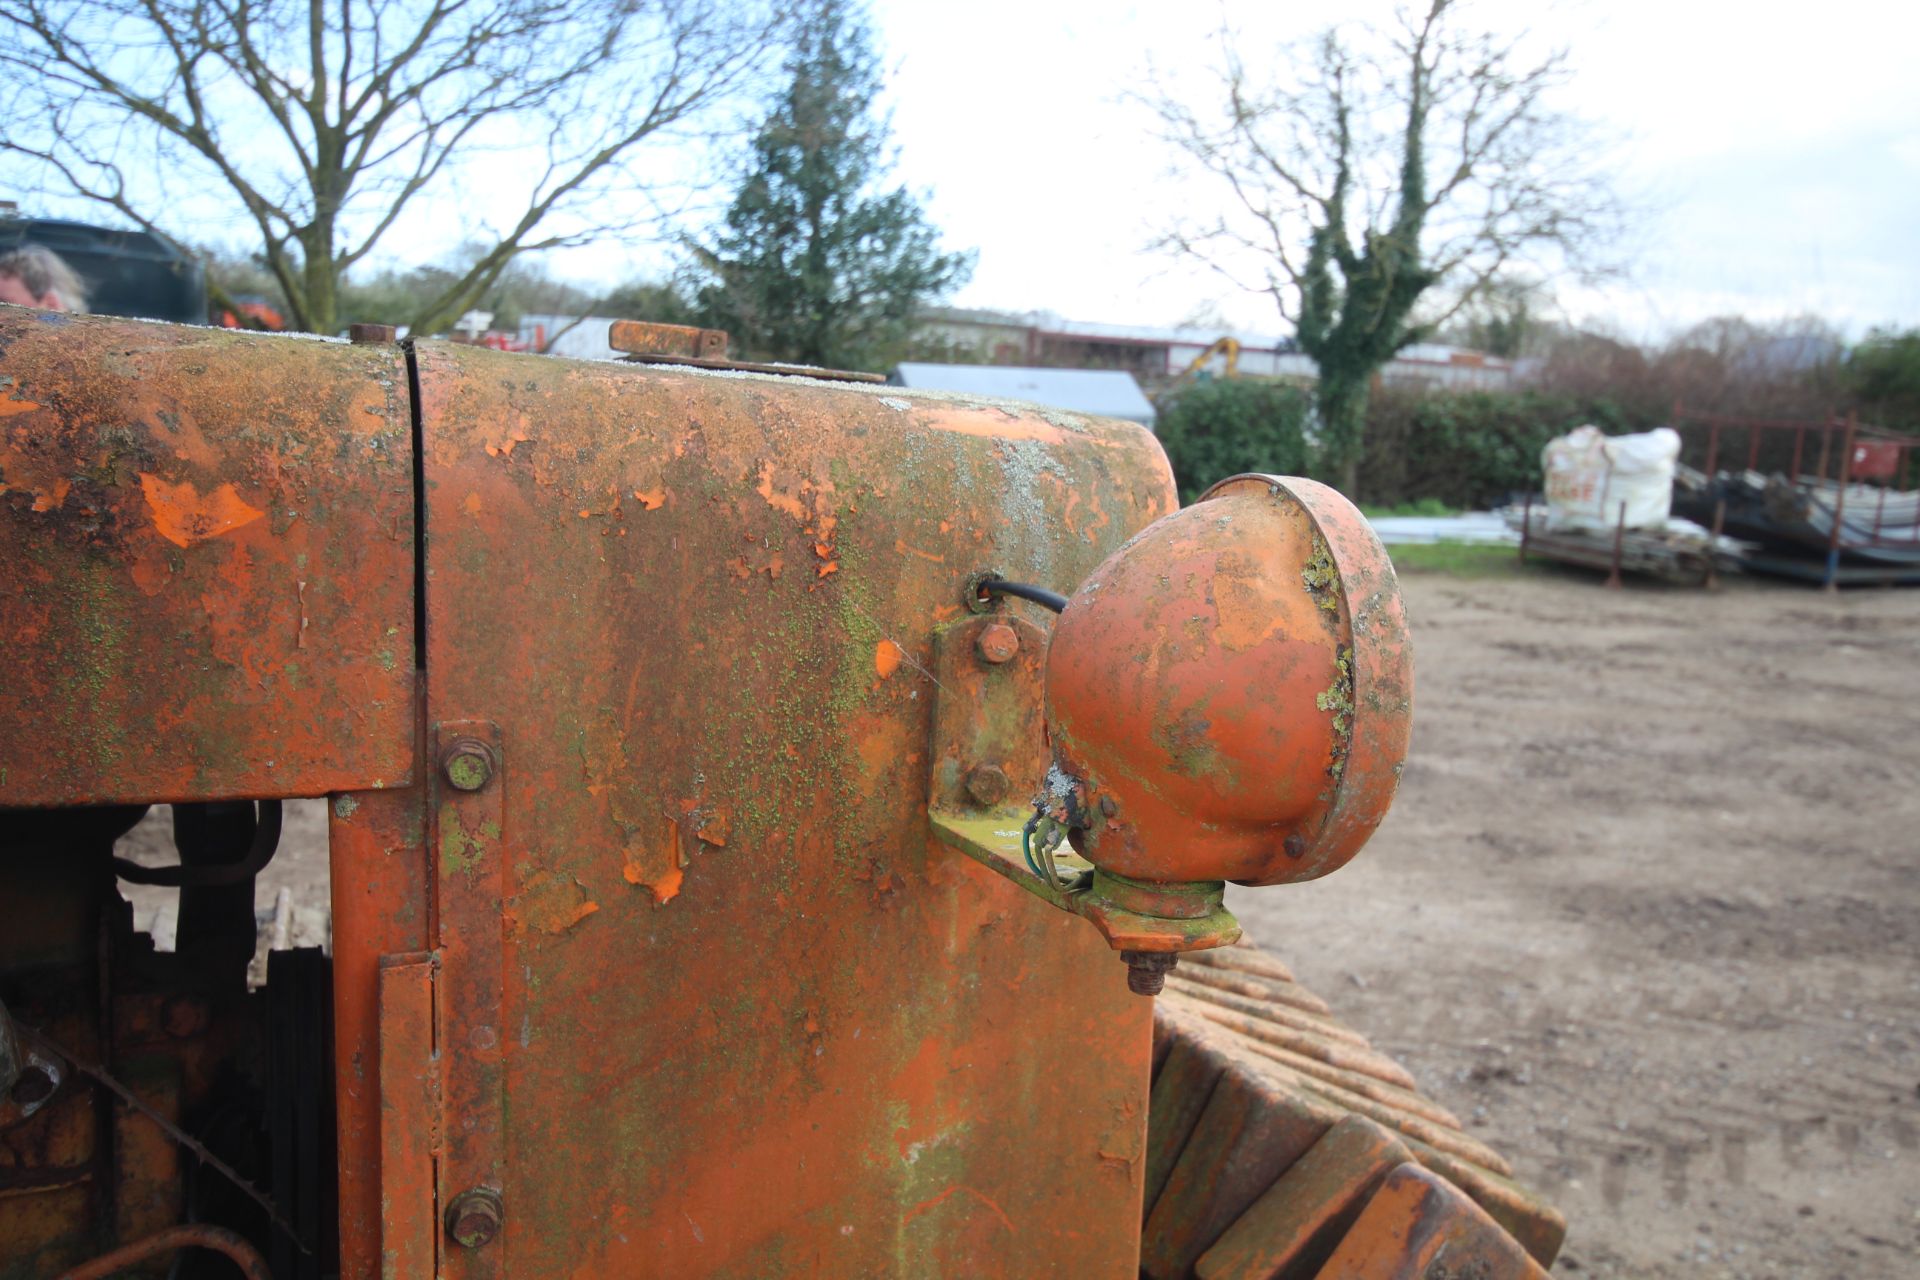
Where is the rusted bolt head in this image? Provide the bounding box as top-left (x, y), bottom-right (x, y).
top-left (964, 764), bottom-right (1010, 807)
top-left (349, 322), bottom-right (398, 345)
top-left (445, 1188), bottom-right (503, 1249)
top-left (442, 739), bottom-right (496, 792)
top-left (976, 622), bottom-right (1020, 665)
top-left (1121, 950), bottom-right (1179, 997)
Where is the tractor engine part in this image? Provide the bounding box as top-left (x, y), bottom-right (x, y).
top-left (0, 307), bottom-right (1551, 1279)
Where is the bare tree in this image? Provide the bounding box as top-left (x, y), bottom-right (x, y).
top-left (1146, 0), bottom-right (1620, 491)
top-left (0, 0), bottom-right (774, 334)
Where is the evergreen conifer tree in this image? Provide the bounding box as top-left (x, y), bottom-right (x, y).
top-left (692, 0), bottom-right (971, 370)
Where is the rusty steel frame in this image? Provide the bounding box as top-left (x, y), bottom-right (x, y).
top-left (1677, 404), bottom-right (1920, 588)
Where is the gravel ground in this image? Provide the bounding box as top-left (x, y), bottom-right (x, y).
top-left (1232, 568), bottom-right (1920, 1279)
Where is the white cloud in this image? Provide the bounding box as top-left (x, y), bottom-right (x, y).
top-left (870, 0), bottom-right (1920, 338)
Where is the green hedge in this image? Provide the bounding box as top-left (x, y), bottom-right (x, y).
top-left (1155, 379), bottom-right (1313, 504)
top-left (1354, 388), bottom-right (1650, 509)
top-left (1155, 380), bottom-right (1655, 509)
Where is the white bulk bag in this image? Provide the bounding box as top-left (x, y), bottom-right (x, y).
top-left (1542, 425), bottom-right (1679, 531)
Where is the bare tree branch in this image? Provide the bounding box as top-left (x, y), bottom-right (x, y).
top-left (1138, 0), bottom-right (1623, 491)
top-left (0, 0), bottom-right (777, 332)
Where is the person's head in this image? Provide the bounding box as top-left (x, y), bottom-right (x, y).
top-left (0, 244), bottom-right (89, 313)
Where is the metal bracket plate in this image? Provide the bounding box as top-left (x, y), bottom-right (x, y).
top-left (431, 720), bottom-right (505, 1276)
top-left (925, 614), bottom-right (1240, 953)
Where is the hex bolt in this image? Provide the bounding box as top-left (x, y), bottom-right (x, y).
top-left (442, 739), bottom-right (496, 792)
top-left (964, 764), bottom-right (1010, 808)
top-left (349, 322), bottom-right (398, 345)
top-left (1121, 950), bottom-right (1179, 997)
top-left (445, 1188), bottom-right (503, 1249)
top-left (976, 622), bottom-right (1020, 665)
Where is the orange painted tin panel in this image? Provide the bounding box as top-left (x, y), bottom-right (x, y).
top-left (330, 786), bottom-right (431, 1274)
top-left (412, 343), bottom-right (1174, 1276)
top-left (0, 310), bottom-right (415, 805)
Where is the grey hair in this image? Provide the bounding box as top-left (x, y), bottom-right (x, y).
top-left (0, 244), bottom-right (90, 313)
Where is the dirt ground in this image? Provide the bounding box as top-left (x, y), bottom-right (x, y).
top-left (1231, 567), bottom-right (1920, 1279)
top-left (115, 564), bottom-right (1919, 1277)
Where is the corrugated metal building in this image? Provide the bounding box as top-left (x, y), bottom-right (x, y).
top-left (889, 362), bottom-right (1157, 428)
top-left (915, 307), bottom-right (1514, 391)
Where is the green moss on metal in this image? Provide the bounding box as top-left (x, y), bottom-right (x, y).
top-left (1301, 532), bottom-right (1340, 612)
top-left (439, 812), bottom-right (484, 878)
top-left (55, 557), bottom-right (130, 771)
top-left (446, 752), bottom-right (491, 792)
top-left (1152, 695), bottom-right (1230, 782)
top-left (1316, 645), bottom-right (1356, 778)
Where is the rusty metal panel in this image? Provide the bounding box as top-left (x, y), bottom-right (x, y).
top-left (329, 787), bottom-right (431, 1277)
top-left (376, 956), bottom-right (438, 1280)
top-left (412, 342), bottom-right (1174, 1276)
top-left (0, 310), bottom-right (415, 805)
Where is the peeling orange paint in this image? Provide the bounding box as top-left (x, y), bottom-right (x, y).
top-left (634, 486), bottom-right (666, 510)
top-left (646, 863), bottom-right (683, 906)
top-left (484, 422), bottom-right (531, 457)
top-left (509, 869), bottom-right (602, 936)
top-left (139, 473), bottom-right (266, 547)
top-left (30, 477), bottom-right (71, 513)
top-left (623, 816), bottom-right (685, 905)
top-left (874, 639), bottom-right (903, 679)
top-left (755, 460), bottom-right (840, 569)
top-left (754, 460), bottom-right (811, 522)
top-left (695, 814), bottom-right (730, 847)
top-left (0, 387), bottom-right (40, 417)
top-left (817, 561), bottom-right (839, 578)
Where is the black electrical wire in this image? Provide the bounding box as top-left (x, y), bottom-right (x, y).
top-left (114, 800), bottom-right (283, 887)
top-left (979, 577), bottom-right (1068, 614)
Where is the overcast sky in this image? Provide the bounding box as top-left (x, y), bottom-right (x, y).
top-left (856, 0), bottom-right (1920, 341)
top-left (17, 0), bottom-right (1913, 341)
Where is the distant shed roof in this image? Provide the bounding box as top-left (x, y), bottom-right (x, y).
top-left (889, 362), bottom-right (1156, 428)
